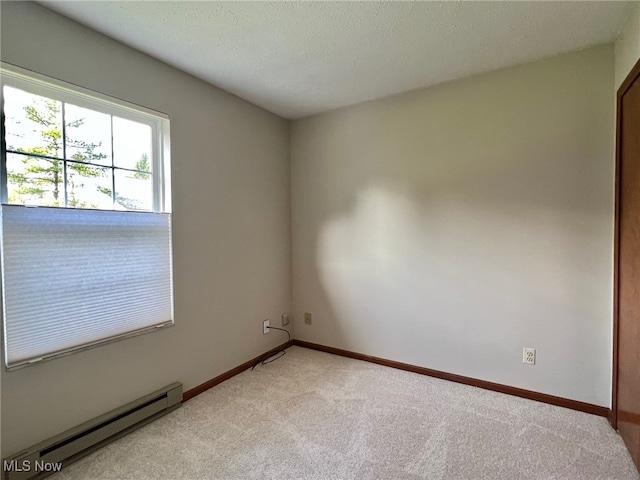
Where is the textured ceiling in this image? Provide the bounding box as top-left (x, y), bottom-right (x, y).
top-left (39, 1), bottom-right (632, 119)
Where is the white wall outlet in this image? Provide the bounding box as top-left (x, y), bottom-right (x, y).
top-left (304, 312), bottom-right (312, 325)
top-left (523, 347), bottom-right (535, 365)
top-left (263, 319), bottom-right (270, 334)
top-left (281, 313), bottom-right (290, 326)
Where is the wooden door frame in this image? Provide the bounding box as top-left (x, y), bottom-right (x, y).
top-left (612, 56), bottom-right (640, 430)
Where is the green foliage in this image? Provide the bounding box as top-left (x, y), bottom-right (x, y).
top-left (8, 98), bottom-right (110, 208)
top-left (97, 186), bottom-right (113, 198)
top-left (134, 153), bottom-right (151, 180)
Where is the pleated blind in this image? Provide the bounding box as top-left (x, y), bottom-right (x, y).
top-left (1, 205), bottom-right (174, 369)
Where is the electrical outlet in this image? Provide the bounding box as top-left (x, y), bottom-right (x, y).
top-left (523, 347), bottom-right (535, 365)
top-left (281, 313), bottom-right (290, 326)
top-left (263, 319), bottom-right (270, 334)
top-left (304, 312), bottom-right (312, 325)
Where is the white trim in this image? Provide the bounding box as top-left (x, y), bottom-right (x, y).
top-left (161, 120), bottom-right (172, 213)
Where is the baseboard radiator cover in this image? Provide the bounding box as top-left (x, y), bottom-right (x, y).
top-left (3, 382), bottom-right (182, 480)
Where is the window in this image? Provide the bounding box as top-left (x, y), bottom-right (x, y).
top-left (0, 63), bottom-right (173, 369)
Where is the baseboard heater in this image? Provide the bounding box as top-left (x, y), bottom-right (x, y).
top-left (3, 382), bottom-right (182, 480)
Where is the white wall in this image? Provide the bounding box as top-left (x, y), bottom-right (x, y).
top-left (0, 2), bottom-right (291, 456)
top-left (615, 2), bottom-right (640, 89)
top-left (291, 45), bottom-right (614, 407)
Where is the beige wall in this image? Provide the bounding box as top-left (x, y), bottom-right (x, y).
top-left (615, 2), bottom-right (640, 89)
top-left (291, 45), bottom-right (615, 407)
top-left (0, 2), bottom-right (291, 456)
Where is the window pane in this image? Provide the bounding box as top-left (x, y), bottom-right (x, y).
top-left (67, 163), bottom-right (113, 210)
top-left (64, 103), bottom-right (111, 166)
top-left (3, 86), bottom-right (64, 158)
top-left (114, 169), bottom-right (152, 211)
top-left (6, 153), bottom-right (65, 207)
top-left (113, 117), bottom-right (152, 172)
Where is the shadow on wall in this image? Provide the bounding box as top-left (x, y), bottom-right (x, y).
top-left (292, 47), bottom-right (613, 404)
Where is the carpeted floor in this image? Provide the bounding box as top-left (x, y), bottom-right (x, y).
top-left (53, 346), bottom-right (639, 480)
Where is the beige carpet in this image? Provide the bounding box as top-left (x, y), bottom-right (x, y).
top-left (53, 346), bottom-right (639, 480)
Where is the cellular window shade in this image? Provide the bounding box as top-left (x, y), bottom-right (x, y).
top-left (1, 205), bottom-right (173, 369)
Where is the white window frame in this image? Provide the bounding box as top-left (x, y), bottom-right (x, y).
top-left (0, 62), bottom-right (171, 213)
top-left (0, 63), bottom-right (174, 370)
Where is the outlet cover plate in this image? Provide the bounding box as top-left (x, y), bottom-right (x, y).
top-left (263, 319), bottom-right (270, 334)
top-left (523, 347), bottom-right (535, 365)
